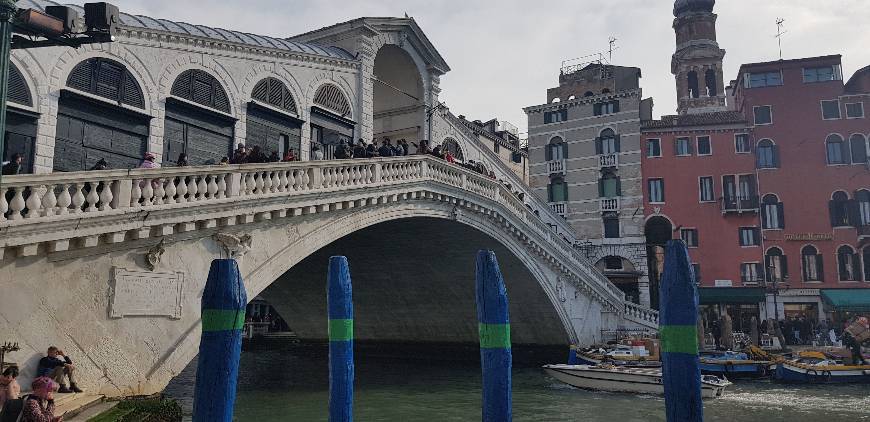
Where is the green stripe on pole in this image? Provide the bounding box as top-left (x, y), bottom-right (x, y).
top-left (201, 309), bottom-right (246, 332)
top-left (328, 319), bottom-right (354, 341)
top-left (478, 323), bottom-right (511, 349)
top-left (660, 325), bottom-right (699, 354)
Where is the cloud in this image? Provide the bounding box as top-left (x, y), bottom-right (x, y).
top-left (113, 0), bottom-right (870, 135)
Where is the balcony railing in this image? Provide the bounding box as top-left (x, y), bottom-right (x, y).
top-left (550, 201), bottom-right (567, 216)
top-left (547, 159), bottom-right (566, 174)
top-left (720, 195), bottom-right (759, 214)
top-left (599, 153), bottom-right (618, 168)
top-left (600, 197), bottom-right (619, 212)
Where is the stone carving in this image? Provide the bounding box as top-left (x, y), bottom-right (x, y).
top-left (109, 267), bottom-right (184, 319)
top-left (557, 277), bottom-right (567, 303)
top-left (145, 239), bottom-right (166, 271)
top-left (214, 232), bottom-right (253, 259)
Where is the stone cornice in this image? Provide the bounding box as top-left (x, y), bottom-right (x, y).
top-left (524, 89), bottom-right (641, 114)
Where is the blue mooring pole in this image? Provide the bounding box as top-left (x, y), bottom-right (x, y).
top-left (475, 250), bottom-right (512, 422)
top-left (328, 256), bottom-right (354, 422)
top-left (660, 240), bottom-right (703, 422)
top-left (193, 259), bottom-right (247, 422)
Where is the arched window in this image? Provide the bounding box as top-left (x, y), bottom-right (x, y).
top-left (705, 69), bottom-right (717, 97)
top-left (599, 170), bottom-right (621, 198)
top-left (764, 247), bottom-right (788, 282)
top-left (801, 245), bottom-right (823, 282)
top-left (546, 136), bottom-right (566, 162)
top-left (857, 189), bottom-right (870, 226)
top-left (756, 139), bottom-right (778, 168)
top-left (67, 58), bottom-right (145, 109)
top-left (8, 63), bottom-right (32, 107)
top-left (825, 134), bottom-right (849, 164)
top-left (762, 194), bottom-right (784, 229)
top-left (313, 83), bottom-right (351, 117)
top-left (596, 128), bottom-right (619, 155)
top-left (645, 216), bottom-right (673, 245)
top-left (252, 77), bottom-right (297, 114)
top-left (548, 176), bottom-right (568, 202)
top-left (687, 70), bottom-right (699, 98)
top-left (849, 134), bottom-right (868, 164)
top-left (829, 191), bottom-right (851, 227)
top-left (442, 138), bottom-right (464, 162)
top-left (837, 245), bottom-right (860, 281)
top-left (171, 69), bottom-right (231, 113)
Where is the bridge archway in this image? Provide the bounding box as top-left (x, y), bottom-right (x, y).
top-left (372, 44), bottom-right (425, 144)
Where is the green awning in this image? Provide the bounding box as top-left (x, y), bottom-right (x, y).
top-left (821, 289), bottom-right (870, 312)
top-left (698, 288), bottom-right (766, 305)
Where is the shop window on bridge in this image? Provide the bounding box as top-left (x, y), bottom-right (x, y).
top-left (165, 69), bottom-right (235, 166)
top-left (604, 256), bottom-right (623, 270)
top-left (764, 247), bottom-right (788, 283)
top-left (837, 245), bottom-right (860, 282)
top-left (442, 138), bottom-right (464, 162)
top-left (246, 78), bottom-right (302, 160)
top-left (849, 134), bottom-right (868, 164)
top-left (762, 194), bottom-right (784, 229)
top-left (311, 84), bottom-right (354, 158)
top-left (801, 245), bottom-right (824, 282)
top-left (54, 58), bottom-right (150, 172)
top-left (2, 63), bottom-right (37, 173)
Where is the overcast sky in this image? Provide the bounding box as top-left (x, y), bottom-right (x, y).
top-left (115, 0), bottom-right (870, 136)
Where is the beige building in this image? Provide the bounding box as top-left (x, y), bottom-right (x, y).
top-left (453, 116), bottom-right (529, 184)
top-left (525, 63), bottom-right (652, 307)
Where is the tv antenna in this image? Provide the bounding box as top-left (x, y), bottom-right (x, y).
top-left (608, 36), bottom-right (617, 61)
top-left (775, 18), bottom-right (787, 60)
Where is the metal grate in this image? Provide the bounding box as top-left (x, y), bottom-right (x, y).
top-left (171, 69), bottom-right (231, 113)
top-left (313, 83), bottom-right (351, 117)
top-left (252, 77), bottom-right (297, 114)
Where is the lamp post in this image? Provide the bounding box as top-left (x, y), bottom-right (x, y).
top-left (0, 0), bottom-right (16, 187)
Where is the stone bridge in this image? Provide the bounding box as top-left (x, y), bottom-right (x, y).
top-left (0, 156), bottom-right (657, 396)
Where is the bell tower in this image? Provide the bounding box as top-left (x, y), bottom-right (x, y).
top-left (671, 0), bottom-right (727, 115)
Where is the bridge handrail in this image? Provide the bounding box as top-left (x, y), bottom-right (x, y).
top-left (0, 156), bottom-right (642, 313)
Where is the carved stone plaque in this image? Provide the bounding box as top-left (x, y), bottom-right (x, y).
top-left (110, 267), bottom-right (184, 319)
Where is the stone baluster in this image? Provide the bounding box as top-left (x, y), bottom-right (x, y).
top-left (57, 184), bottom-right (72, 215)
top-left (25, 185), bottom-right (43, 218)
top-left (71, 183), bottom-right (86, 213)
top-left (302, 168), bottom-right (311, 190)
top-left (8, 187), bottom-right (25, 220)
top-left (175, 177), bottom-right (188, 203)
top-left (130, 180), bottom-right (143, 207)
top-left (196, 175), bottom-right (208, 200)
top-left (245, 172), bottom-right (255, 195)
top-left (238, 172), bottom-right (247, 195)
top-left (261, 171), bottom-right (273, 193)
top-left (277, 170), bottom-right (288, 192)
top-left (42, 185), bottom-right (58, 216)
top-left (153, 179), bottom-right (166, 205)
top-left (0, 188), bottom-right (7, 221)
top-left (164, 178), bottom-right (177, 204)
top-left (271, 171), bottom-right (281, 192)
top-left (217, 173), bottom-right (228, 198)
top-left (207, 175), bottom-right (219, 199)
top-left (99, 181), bottom-right (114, 211)
top-left (254, 172), bottom-right (264, 194)
top-left (141, 180), bottom-right (154, 206)
top-left (186, 175), bottom-right (198, 201)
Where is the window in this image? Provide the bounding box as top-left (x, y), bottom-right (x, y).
top-left (548, 177), bottom-right (568, 202)
top-left (754, 106), bottom-right (772, 125)
top-left (594, 100), bottom-right (620, 116)
top-left (765, 247), bottom-right (788, 282)
top-left (603, 212), bottom-right (620, 238)
top-left (801, 246), bottom-right (823, 282)
top-left (675, 137), bottom-right (692, 156)
top-left (648, 178), bottom-right (664, 203)
top-left (826, 134), bottom-right (848, 165)
top-left (756, 139), bottom-right (778, 168)
top-left (697, 136), bottom-right (712, 155)
top-left (699, 176), bottom-right (715, 202)
top-left (829, 191), bottom-right (852, 227)
top-left (171, 69), bottom-right (231, 113)
top-left (494, 142), bottom-right (500, 153)
top-left (596, 129), bottom-right (620, 155)
top-left (67, 58), bottom-right (146, 109)
top-left (604, 256), bottom-right (623, 270)
top-left (745, 71), bottom-right (783, 88)
top-left (803, 65), bottom-right (842, 83)
top-left (762, 194), bottom-right (784, 229)
top-left (313, 84), bottom-right (351, 117)
top-left (735, 134), bottom-right (752, 153)
top-left (741, 263), bottom-right (762, 283)
top-left (739, 227), bottom-right (760, 246)
top-left (680, 228), bottom-right (699, 248)
top-left (647, 138), bottom-right (661, 157)
top-left (252, 77), bottom-right (297, 114)
top-left (705, 69), bottom-right (718, 97)
top-left (544, 109), bottom-right (568, 124)
top-left (546, 137), bottom-right (567, 161)
top-left (821, 100), bottom-right (841, 120)
top-left (857, 190), bottom-right (870, 226)
top-left (687, 71), bottom-right (700, 98)
top-left (599, 171), bottom-right (621, 198)
top-left (845, 102), bottom-right (865, 119)
top-left (837, 245), bottom-right (860, 281)
top-left (850, 134), bottom-right (868, 164)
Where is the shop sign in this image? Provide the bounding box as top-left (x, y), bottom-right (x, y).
top-left (714, 279), bottom-right (733, 287)
top-left (783, 233), bottom-right (833, 241)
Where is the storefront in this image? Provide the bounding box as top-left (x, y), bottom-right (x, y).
top-left (310, 106), bottom-right (354, 159)
top-left (821, 289), bottom-right (870, 327)
top-left (763, 288), bottom-right (824, 322)
top-left (698, 287), bottom-right (765, 333)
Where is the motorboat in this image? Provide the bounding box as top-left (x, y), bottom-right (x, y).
top-left (543, 364), bottom-right (731, 399)
top-left (573, 343), bottom-right (661, 368)
top-left (698, 350), bottom-right (772, 378)
top-left (774, 357), bottom-right (870, 383)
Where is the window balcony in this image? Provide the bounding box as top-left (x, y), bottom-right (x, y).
top-left (547, 159), bottom-right (566, 174)
top-left (600, 197), bottom-right (620, 212)
top-left (858, 224), bottom-right (870, 240)
top-left (550, 201), bottom-right (567, 216)
top-left (720, 195), bottom-right (759, 214)
top-left (599, 153), bottom-right (618, 168)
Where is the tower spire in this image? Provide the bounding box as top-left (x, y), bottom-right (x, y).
top-left (671, 0), bottom-right (727, 115)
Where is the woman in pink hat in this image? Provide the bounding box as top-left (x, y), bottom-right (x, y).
top-left (139, 152), bottom-right (160, 169)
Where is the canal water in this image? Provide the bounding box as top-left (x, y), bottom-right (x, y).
top-left (164, 342), bottom-right (869, 421)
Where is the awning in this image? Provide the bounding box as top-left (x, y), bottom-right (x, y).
top-left (698, 287), bottom-right (765, 305)
top-left (821, 289), bottom-right (870, 312)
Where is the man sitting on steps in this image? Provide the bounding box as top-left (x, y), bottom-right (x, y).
top-left (36, 347), bottom-right (82, 394)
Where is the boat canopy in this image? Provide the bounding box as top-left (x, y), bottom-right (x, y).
top-left (821, 289), bottom-right (870, 312)
top-left (698, 288), bottom-right (765, 305)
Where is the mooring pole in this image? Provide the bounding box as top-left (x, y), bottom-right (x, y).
top-left (193, 259), bottom-right (247, 422)
top-left (328, 256), bottom-right (354, 422)
top-left (475, 250), bottom-right (512, 422)
top-left (660, 240), bottom-right (703, 422)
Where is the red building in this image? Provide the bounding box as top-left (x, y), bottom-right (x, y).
top-left (640, 0), bottom-right (870, 333)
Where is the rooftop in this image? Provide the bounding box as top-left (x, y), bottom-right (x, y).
top-left (642, 111), bottom-right (746, 130)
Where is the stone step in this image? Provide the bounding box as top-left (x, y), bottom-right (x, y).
top-left (65, 400), bottom-right (119, 422)
top-left (54, 392), bottom-right (104, 420)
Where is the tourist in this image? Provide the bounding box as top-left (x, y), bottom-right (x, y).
top-left (365, 142), bottom-right (378, 157)
top-left (445, 149), bottom-right (455, 163)
top-left (176, 153), bottom-right (189, 167)
top-left (430, 146), bottom-right (443, 159)
top-left (311, 145), bottom-right (324, 160)
top-left (89, 158), bottom-right (108, 171)
top-left (711, 319), bottom-right (722, 350)
top-left (0, 366), bottom-right (20, 411)
top-left (37, 347), bottom-right (81, 394)
top-left (352, 140), bottom-right (367, 158)
top-left (139, 152), bottom-right (159, 169)
top-left (414, 140), bottom-right (430, 155)
top-left (247, 146), bottom-right (267, 163)
top-left (231, 144), bottom-right (248, 164)
top-left (2, 153), bottom-right (23, 175)
top-left (378, 139), bottom-right (394, 157)
top-left (282, 148), bottom-right (296, 162)
top-left (334, 141), bottom-right (349, 159)
top-left (400, 139), bottom-right (410, 156)
top-left (219, 156), bottom-right (230, 166)
top-left (21, 377), bottom-right (59, 422)
top-left (268, 151), bottom-right (281, 162)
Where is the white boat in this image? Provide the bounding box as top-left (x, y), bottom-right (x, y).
top-left (543, 364), bottom-right (731, 399)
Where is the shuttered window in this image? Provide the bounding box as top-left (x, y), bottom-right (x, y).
top-left (66, 58), bottom-right (145, 109)
top-left (313, 84), bottom-right (351, 117)
top-left (8, 63), bottom-right (32, 107)
top-left (171, 69), bottom-right (231, 113)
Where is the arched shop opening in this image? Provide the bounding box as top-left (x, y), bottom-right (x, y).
top-left (372, 44), bottom-right (424, 144)
top-left (310, 83), bottom-right (354, 159)
top-left (164, 69), bottom-right (235, 166)
top-left (645, 216), bottom-right (673, 310)
top-left (246, 77), bottom-right (302, 159)
top-left (3, 63), bottom-right (37, 173)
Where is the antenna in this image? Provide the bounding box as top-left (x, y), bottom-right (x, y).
top-left (608, 36), bottom-right (617, 62)
top-left (775, 18), bottom-right (787, 60)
